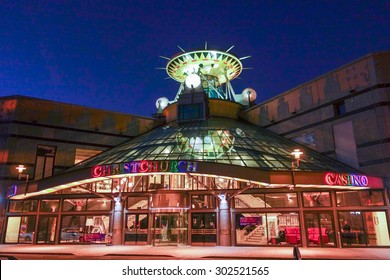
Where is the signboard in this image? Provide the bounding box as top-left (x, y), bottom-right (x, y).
top-left (325, 172), bottom-right (368, 187)
top-left (92, 160), bottom-right (198, 178)
top-left (240, 216), bottom-right (262, 226)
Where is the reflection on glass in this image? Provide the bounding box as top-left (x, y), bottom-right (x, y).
top-left (303, 192), bottom-right (331, 207)
top-left (265, 193), bottom-right (297, 208)
top-left (62, 199), bottom-right (87, 211)
top-left (87, 198), bottom-right (111, 211)
top-left (127, 197), bottom-right (148, 210)
top-left (40, 200), bottom-right (60, 212)
top-left (234, 194), bottom-right (266, 208)
top-left (336, 190), bottom-right (384, 207)
top-left (176, 129), bottom-right (235, 159)
top-left (191, 195), bottom-right (216, 209)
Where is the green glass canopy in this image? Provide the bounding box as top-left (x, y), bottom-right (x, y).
top-left (71, 117), bottom-right (357, 173)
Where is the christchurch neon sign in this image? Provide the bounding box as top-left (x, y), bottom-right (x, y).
top-left (91, 160), bottom-right (198, 178)
top-left (325, 172), bottom-right (368, 187)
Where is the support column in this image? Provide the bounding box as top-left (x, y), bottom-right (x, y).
top-left (112, 199), bottom-right (124, 245)
top-left (218, 195), bottom-right (231, 246)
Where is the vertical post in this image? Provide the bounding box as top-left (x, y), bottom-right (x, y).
top-left (112, 198), bottom-right (124, 245)
top-left (218, 194), bottom-right (231, 246)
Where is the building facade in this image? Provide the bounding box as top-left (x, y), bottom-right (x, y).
top-left (1, 50), bottom-right (390, 248)
top-left (240, 52), bottom-right (390, 188)
top-left (0, 95), bottom-right (160, 235)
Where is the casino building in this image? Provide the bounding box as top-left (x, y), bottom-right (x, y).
top-left (2, 48), bottom-right (390, 248)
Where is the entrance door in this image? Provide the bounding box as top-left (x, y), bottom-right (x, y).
top-left (304, 212), bottom-right (335, 247)
top-left (125, 214), bottom-right (148, 245)
top-left (153, 212), bottom-right (188, 246)
top-left (37, 216), bottom-right (57, 244)
top-left (191, 213), bottom-right (217, 245)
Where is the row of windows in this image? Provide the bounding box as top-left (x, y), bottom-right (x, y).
top-left (9, 189), bottom-right (386, 213)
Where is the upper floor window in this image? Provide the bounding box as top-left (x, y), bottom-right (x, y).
top-left (333, 101), bottom-right (346, 117)
top-left (34, 145), bottom-right (56, 180)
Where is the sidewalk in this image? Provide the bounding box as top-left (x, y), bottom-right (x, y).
top-left (1, 244), bottom-right (390, 260)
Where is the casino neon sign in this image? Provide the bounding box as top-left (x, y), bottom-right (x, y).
top-left (91, 160), bottom-right (198, 178)
top-left (325, 172), bottom-right (368, 187)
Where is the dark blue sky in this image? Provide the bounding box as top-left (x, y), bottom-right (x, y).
top-left (1, 1), bottom-right (389, 117)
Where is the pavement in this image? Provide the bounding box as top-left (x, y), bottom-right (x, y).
top-left (1, 244), bottom-right (390, 260)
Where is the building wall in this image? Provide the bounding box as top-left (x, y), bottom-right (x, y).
top-left (0, 95), bottom-right (161, 232)
top-left (240, 52), bottom-right (390, 187)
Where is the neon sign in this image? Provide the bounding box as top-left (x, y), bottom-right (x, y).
top-left (325, 172), bottom-right (368, 187)
top-left (7, 185), bottom-right (17, 198)
top-left (91, 160), bottom-right (198, 178)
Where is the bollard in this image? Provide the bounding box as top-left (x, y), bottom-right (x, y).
top-left (293, 245), bottom-right (301, 260)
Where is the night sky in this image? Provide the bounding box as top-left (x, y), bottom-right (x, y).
top-left (1, 1), bottom-right (389, 117)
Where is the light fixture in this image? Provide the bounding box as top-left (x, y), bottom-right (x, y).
top-left (185, 73), bottom-right (201, 88)
top-left (291, 149), bottom-right (303, 160)
top-left (16, 165), bottom-right (26, 173)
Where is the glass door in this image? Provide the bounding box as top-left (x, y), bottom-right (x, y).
top-left (37, 216), bottom-right (57, 244)
top-left (153, 212), bottom-right (188, 246)
top-left (304, 212), bottom-right (335, 247)
top-left (191, 213), bottom-right (217, 245)
top-left (125, 214), bottom-right (148, 245)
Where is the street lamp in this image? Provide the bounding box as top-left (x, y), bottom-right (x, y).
top-left (16, 164), bottom-right (29, 182)
top-left (290, 149), bottom-right (303, 189)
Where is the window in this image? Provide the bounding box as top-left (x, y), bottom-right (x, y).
top-left (333, 100), bottom-right (346, 116)
top-left (235, 212), bottom-right (300, 246)
top-left (62, 199), bottom-right (87, 211)
top-left (303, 192), bottom-right (331, 207)
top-left (9, 200), bottom-right (38, 212)
top-left (127, 197), bottom-right (148, 210)
top-left (178, 103), bottom-right (204, 121)
top-left (40, 200), bottom-right (60, 212)
top-left (191, 195), bottom-right (216, 209)
top-left (87, 198), bottom-right (112, 211)
top-left (336, 190), bottom-right (385, 207)
top-left (34, 145), bottom-right (56, 180)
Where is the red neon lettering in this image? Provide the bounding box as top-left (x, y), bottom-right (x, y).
top-left (325, 173), bottom-right (337, 185)
top-left (139, 161), bottom-right (149, 172)
top-left (92, 166), bottom-right (102, 178)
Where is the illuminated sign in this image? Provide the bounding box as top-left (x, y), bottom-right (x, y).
top-left (325, 172), bottom-right (368, 187)
top-left (7, 185), bottom-right (17, 198)
top-left (91, 160), bottom-right (198, 178)
top-left (240, 217), bottom-right (262, 226)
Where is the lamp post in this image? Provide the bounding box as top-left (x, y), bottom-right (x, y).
top-left (290, 149), bottom-right (303, 189)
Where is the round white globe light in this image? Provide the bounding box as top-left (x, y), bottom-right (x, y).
top-left (155, 97), bottom-right (169, 110)
top-left (242, 88), bottom-right (257, 102)
top-left (185, 74), bottom-right (201, 88)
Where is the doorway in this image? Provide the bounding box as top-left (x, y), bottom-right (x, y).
top-left (125, 213), bottom-right (148, 245)
top-left (152, 212), bottom-right (188, 246)
top-left (304, 212), bottom-right (336, 247)
top-left (37, 216), bottom-right (57, 244)
top-left (191, 213), bottom-right (217, 245)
